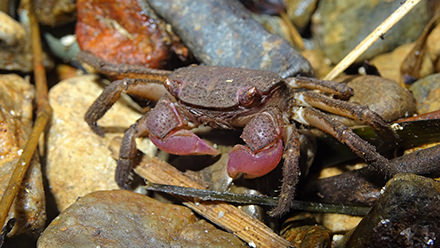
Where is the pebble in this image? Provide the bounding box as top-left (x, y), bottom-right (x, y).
top-left (409, 73), bottom-right (440, 114)
top-left (46, 75), bottom-right (156, 211)
top-left (37, 190), bottom-right (246, 247)
top-left (346, 174), bottom-right (440, 247)
top-left (0, 74), bottom-right (46, 236)
top-left (0, 12), bottom-right (32, 72)
top-left (286, 0), bottom-right (318, 31)
top-left (312, 0), bottom-right (433, 64)
top-left (346, 75), bottom-right (417, 121)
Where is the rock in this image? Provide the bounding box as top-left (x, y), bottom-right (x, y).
top-left (346, 174), bottom-right (440, 247)
top-left (301, 49), bottom-right (332, 79)
top-left (0, 74), bottom-right (46, 235)
top-left (312, 0), bottom-right (433, 64)
top-left (251, 14), bottom-right (293, 46)
top-left (426, 22), bottom-right (440, 72)
top-left (148, 0), bottom-right (312, 78)
top-left (346, 75), bottom-right (416, 121)
top-left (281, 213), bottom-right (331, 247)
top-left (286, 0), bottom-right (318, 31)
top-left (320, 214), bottom-right (362, 234)
top-left (37, 190), bottom-right (245, 247)
top-left (34, 0), bottom-right (76, 26)
top-left (0, 12), bottom-right (32, 72)
top-left (46, 75), bottom-right (156, 211)
top-left (75, 0), bottom-right (190, 68)
top-left (371, 42), bottom-right (434, 83)
top-left (409, 73), bottom-right (440, 114)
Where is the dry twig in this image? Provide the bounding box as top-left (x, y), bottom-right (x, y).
top-left (0, 0), bottom-right (52, 229)
top-left (324, 0), bottom-right (423, 81)
top-left (135, 156), bottom-right (291, 248)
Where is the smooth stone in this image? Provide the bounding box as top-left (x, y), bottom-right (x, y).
top-left (346, 173), bottom-right (440, 247)
top-left (312, 0), bottom-right (433, 63)
top-left (347, 75), bottom-right (417, 121)
top-left (0, 74), bottom-right (46, 235)
top-left (286, 0), bottom-right (318, 31)
top-left (46, 75), bottom-right (156, 211)
top-left (0, 12), bottom-right (32, 72)
top-left (37, 190), bottom-right (246, 247)
top-left (409, 73), bottom-right (440, 114)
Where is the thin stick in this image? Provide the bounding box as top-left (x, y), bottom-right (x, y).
top-left (135, 156), bottom-right (291, 248)
top-left (0, 0), bottom-right (52, 229)
top-left (144, 183), bottom-right (371, 216)
top-left (323, 0), bottom-right (423, 81)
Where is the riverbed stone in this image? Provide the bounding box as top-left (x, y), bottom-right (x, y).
top-left (312, 0), bottom-right (433, 64)
top-left (37, 190), bottom-right (246, 247)
top-left (46, 75), bottom-right (156, 211)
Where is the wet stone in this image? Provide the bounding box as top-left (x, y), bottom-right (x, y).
top-left (76, 0), bottom-right (190, 68)
top-left (346, 75), bottom-right (417, 121)
top-left (409, 73), bottom-right (440, 114)
top-left (0, 12), bottom-right (32, 72)
top-left (34, 0), bottom-right (76, 26)
top-left (46, 75), bottom-right (156, 211)
top-left (0, 74), bottom-right (46, 236)
top-left (346, 174), bottom-right (440, 247)
top-left (37, 190), bottom-right (246, 248)
top-left (281, 213), bottom-right (331, 248)
top-left (286, 0), bottom-right (318, 31)
top-left (312, 0), bottom-right (433, 64)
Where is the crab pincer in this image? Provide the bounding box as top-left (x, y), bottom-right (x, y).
top-left (149, 129), bottom-right (219, 155)
top-left (227, 109), bottom-right (285, 179)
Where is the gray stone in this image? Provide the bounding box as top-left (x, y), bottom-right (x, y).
top-left (37, 190), bottom-right (246, 248)
top-left (346, 173), bottom-right (440, 247)
top-left (312, 0), bottom-right (433, 63)
top-left (409, 73), bottom-right (440, 114)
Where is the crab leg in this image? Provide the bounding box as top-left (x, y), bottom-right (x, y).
top-left (268, 125), bottom-right (301, 217)
top-left (292, 106), bottom-right (398, 177)
top-left (85, 78), bottom-right (167, 136)
top-left (78, 51), bottom-right (171, 81)
top-left (294, 91), bottom-right (397, 142)
top-left (285, 76), bottom-right (353, 100)
top-left (117, 121), bottom-right (141, 189)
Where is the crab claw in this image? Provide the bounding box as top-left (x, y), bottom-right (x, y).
top-left (227, 139), bottom-right (283, 179)
top-left (149, 129), bottom-right (220, 156)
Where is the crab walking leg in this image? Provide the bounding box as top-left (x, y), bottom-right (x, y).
top-left (285, 77), bottom-right (353, 100)
top-left (269, 125), bottom-right (301, 217)
top-left (85, 78), bottom-right (166, 136)
top-left (78, 51), bottom-right (171, 81)
top-left (117, 121), bottom-right (141, 189)
top-left (294, 91), bottom-right (397, 140)
top-left (292, 107), bottom-right (398, 177)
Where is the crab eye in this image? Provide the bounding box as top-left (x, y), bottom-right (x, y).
top-left (239, 87), bottom-right (261, 107)
top-left (164, 79), bottom-right (181, 97)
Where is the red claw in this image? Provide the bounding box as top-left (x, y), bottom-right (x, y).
top-left (149, 129), bottom-right (220, 155)
top-left (227, 139), bottom-right (283, 179)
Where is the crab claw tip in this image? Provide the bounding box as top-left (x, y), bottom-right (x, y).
top-left (227, 139), bottom-right (283, 179)
top-left (149, 129), bottom-right (220, 156)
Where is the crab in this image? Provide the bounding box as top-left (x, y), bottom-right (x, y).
top-left (80, 51), bottom-right (398, 216)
